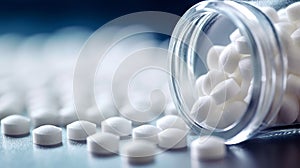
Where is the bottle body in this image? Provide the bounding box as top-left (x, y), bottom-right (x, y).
top-left (169, 0), bottom-right (300, 144)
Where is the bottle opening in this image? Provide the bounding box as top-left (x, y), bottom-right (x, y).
top-left (169, 1), bottom-right (286, 144)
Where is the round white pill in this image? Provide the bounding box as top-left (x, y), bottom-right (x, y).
top-left (203, 105), bottom-right (223, 129)
top-left (201, 70), bottom-right (227, 95)
top-left (87, 132), bottom-right (119, 155)
top-left (217, 101), bottom-right (247, 129)
top-left (30, 108), bottom-right (59, 127)
top-left (286, 74), bottom-right (300, 96)
top-left (228, 68), bottom-right (242, 85)
top-left (132, 125), bottom-right (161, 144)
top-left (286, 2), bottom-right (300, 22)
top-left (229, 29), bottom-right (241, 42)
top-left (101, 117), bottom-right (132, 136)
top-left (33, 125), bottom-right (62, 146)
top-left (67, 120), bottom-right (96, 141)
top-left (234, 36), bottom-right (250, 54)
top-left (206, 46), bottom-right (225, 70)
top-left (233, 80), bottom-right (251, 101)
top-left (156, 115), bottom-right (188, 131)
top-left (190, 96), bottom-right (215, 124)
top-left (121, 140), bottom-right (157, 164)
top-left (191, 136), bottom-right (226, 160)
top-left (276, 26), bottom-right (293, 50)
top-left (287, 45), bottom-right (300, 76)
top-left (277, 94), bottom-right (298, 124)
top-left (85, 104), bottom-right (118, 126)
top-left (238, 56), bottom-right (253, 82)
top-left (275, 22), bottom-right (297, 36)
top-left (164, 103), bottom-right (178, 115)
top-left (291, 28), bottom-right (300, 47)
top-left (210, 78), bottom-right (241, 105)
top-left (158, 128), bottom-right (187, 149)
top-left (195, 75), bottom-right (206, 96)
top-left (218, 44), bottom-right (241, 73)
top-left (1, 115), bottom-right (30, 136)
top-left (58, 106), bottom-right (77, 126)
top-left (260, 7), bottom-right (279, 23)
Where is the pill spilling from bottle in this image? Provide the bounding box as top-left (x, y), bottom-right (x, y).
top-left (2, 1), bottom-right (300, 166)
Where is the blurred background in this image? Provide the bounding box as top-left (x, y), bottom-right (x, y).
top-left (0, 0), bottom-right (201, 125)
top-left (0, 0), bottom-right (198, 35)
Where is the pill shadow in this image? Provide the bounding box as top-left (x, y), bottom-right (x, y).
top-left (34, 142), bottom-right (63, 149)
top-left (3, 133), bottom-right (30, 138)
top-left (90, 152), bottom-right (119, 158)
top-left (68, 139), bottom-right (87, 145)
top-left (162, 146), bottom-right (188, 153)
top-left (121, 157), bottom-right (155, 166)
top-left (191, 147), bottom-right (251, 168)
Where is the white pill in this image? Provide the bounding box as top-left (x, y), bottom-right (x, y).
top-left (218, 101), bottom-right (247, 129)
top-left (218, 44), bottom-right (241, 73)
top-left (191, 136), bottom-right (226, 160)
top-left (229, 29), bottom-right (241, 42)
top-left (1, 115), bottom-right (30, 136)
top-left (121, 140), bottom-right (156, 164)
top-left (277, 94), bottom-right (298, 124)
top-left (164, 103), bottom-right (178, 115)
top-left (286, 74), bottom-right (300, 96)
top-left (85, 105), bottom-right (118, 126)
top-left (158, 128), bottom-right (187, 149)
top-left (291, 28), bottom-right (300, 47)
top-left (234, 36), bottom-right (250, 54)
top-left (87, 132), bottom-right (119, 155)
top-left (33, 125), bottom-right (62, 146)
top-left (101, 117), bottom-right (132, 136)
top-left (275, 22), bottom-right (297, 36)
top-left (0, 94), bottom-right (23, 119)
top-left (233, 80), bottom-right (251, 101)
top-left (277, 8), bottom-right (287, 19)
top-left (119, 103), bottom-right (157, 125)
top-left (239, 56), bottom-right (253, 82)
top-left (58, 106), bottom-right (77, 126)
top-left (287, 45), bottom-right (300, 76)
top-left (67, 120), bottom-right (96, 141)
top-left (228, 68), bottom-right (242, 85)
top-left (132, 125), bottom-right (161, 144)
top-left (195, 75), bottom-right (206, 96)
top-left (203, 105), bottom-right (223, 128)
top-left (206, 46), bottom-right (225, 70)
top-left (286, 2), bottom-right (300, 22)
top-left (30, 109), bottom-right (59, 127)
top-left (156, 115), bottom-right (188, 131)
top-left (276, 27), bottom-right (293, 51)
top-left (260, 7), bottom-right (279, 23)
top-left (201, 70), bottom-right (227, 95)
top-left (210, 78), bottom-right (241, 105)
top-left (190, 96), bottom-right (215, 124)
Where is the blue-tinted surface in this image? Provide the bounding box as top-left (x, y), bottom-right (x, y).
top-left (0, 128), bottom-right (193, 168)
top-left (1, 128), bottom-right (300, 168)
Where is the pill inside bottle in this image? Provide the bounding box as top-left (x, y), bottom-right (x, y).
top-left (169, 0), bottom-right (300, 144)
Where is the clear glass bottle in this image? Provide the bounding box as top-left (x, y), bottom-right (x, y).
top-left (169, 0), bottom-right (300, 144)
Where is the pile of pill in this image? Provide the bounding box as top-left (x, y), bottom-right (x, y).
top-left (0, 25), bottom-right (210, 165)
top-left (2, 2), bottom-right (300, 165)
top-left (191, 2), bottom-right (300, 129)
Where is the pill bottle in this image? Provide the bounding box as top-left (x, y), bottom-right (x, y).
top-left (169, 0), bottom-right (300, 144)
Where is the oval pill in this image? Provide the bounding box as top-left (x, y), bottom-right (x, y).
top-left (33, 125), bottom-right (62, 146)
top-left (67, 120), bottom-right (97, 141)
top-left (1, 115), bottom-right (30, 136)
